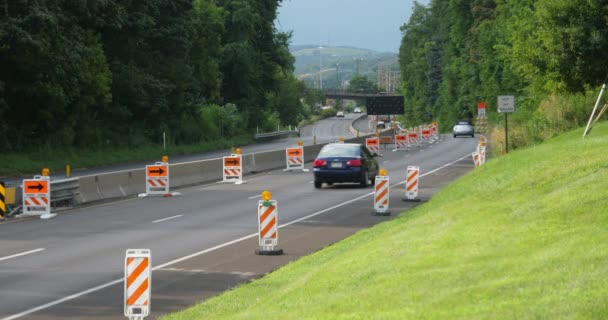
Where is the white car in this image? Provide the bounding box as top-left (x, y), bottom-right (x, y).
top-left (453, 120), bottom-right (475, 138)
top-left (336, 111), bottom-right (345, 118)
top-left (353, 107), bottom-right (362, 114)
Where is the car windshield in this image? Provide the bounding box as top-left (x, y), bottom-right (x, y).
top-left (318, 144), bottom-right (360, 158)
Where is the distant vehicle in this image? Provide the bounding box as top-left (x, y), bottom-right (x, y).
top-left (376, 121), bottom-right (387, 130)
top-left (336, 111), bottom-right (345, 118)
top-left (313, 143), bottom-right (379, 188)
top-left (453, 120), bottom-right (475, 138)
top-left (353, 107), bottom-right (362, 114)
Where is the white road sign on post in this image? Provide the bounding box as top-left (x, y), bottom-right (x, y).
top-left (497, 95), bottom-right (515, 113)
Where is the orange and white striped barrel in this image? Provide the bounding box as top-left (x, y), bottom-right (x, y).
top-left (394, 134), bottom-right (407, 151)
top-left (124, 249), bottom-right (151, 319)
top-left (405, 166), bottom-right (419, 200)
top-left (366, 137), bottom-right (380, 155)
top-left (222, 154), bottom-right (244, 184)
top-left (285, 147), bottom-right (304, 170)
top-left (145, 162), bottom-right (169, 195)
top-left (22, 176), bottom-right (51, 217)
top-left (374, 175), bottom-right (390, 214)
top-left (258, 200), bottom-right (278, 250)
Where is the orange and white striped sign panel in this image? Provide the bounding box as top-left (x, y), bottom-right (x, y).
top-left (405, 166), bottom-right (419, 200)
top-left (124, 249), bottom-right (151, 318)
top-left (374, 176), bottom-right (390, 214)
top-left (472, 152), bottom-right (480, 167)
top-left (366, 137), bottom-right (380, 154)
top-left (146, 163), bottom-right (170, 195)
top-left (22, 177), bottom-right (51, 216)
top-left (394, 134), bottom-right (407, 150)
top-left (258, 200), bottom-right (278, 248)
top-left (285, 147), bottom-right (304, 170)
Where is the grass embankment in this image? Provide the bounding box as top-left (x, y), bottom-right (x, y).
top-left (162, 123), bottom-right (608, 319)
top-left (0, 135), bottom-right (251, 177)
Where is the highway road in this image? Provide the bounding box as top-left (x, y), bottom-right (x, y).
top-left (0, 117), bottom-right (477, 319)
top-left (5, 113), bottom-right (370, 183)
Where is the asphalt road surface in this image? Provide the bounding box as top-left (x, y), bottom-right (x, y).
top-left (0, 131), bottom-right (478, 319)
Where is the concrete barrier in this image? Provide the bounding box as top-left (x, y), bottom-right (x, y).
top-left (72, 120), bottom-right (393, 205)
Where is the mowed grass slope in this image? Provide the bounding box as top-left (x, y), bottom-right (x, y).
top-left (162, 123), bottom-right (608, 319)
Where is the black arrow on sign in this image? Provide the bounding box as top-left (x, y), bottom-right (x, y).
top-left (149, 168), bottom-right (165, 175)
top-left (28, 183), bottom-right (44, 191)
top-left (226, 159), bottom-right (239, 165)
top-left (289, 150), bottom-right (301, 156)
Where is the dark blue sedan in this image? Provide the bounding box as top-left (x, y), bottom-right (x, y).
top-left (313, 143), bottom-right (379, 188)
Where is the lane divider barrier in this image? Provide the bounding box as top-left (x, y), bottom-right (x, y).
top-left (139, 156), bottom-right (180, 198)
top-left (220, 150), bottom-right (246, 185)
top-left (21, 168), bottom-right (56, 219)
top-left (403, 165), bottom-right (421, 202)
top-left (366, 137), bottom-right (380, 156)
top-left (373, 168), bottom-right (390, 216)
top-left (255, 191), bottom-right (283, 255)
top-left (124, 249), bottom-right (151, 320)
top-left (393, 133), bottom-right (408, 151)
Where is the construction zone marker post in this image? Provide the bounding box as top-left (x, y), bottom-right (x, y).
top-left (21, 168), bottom-right (56, 219)
top-left (0, 182), bottom-right (5, 219)
top-left (284, 141), bottom-right (309, 172)
top-left (220, 148), bottom-right (246, 184)
top-left (139, 156), bottom-right (180, 198)
top-left (124, 249), bottom-right (151, 320)
top-left (373, 168), bottom-right (390, 216)
top-left (403, 166), bottom-right (421, 202)
top-left (255, 191), bottom-right (283, 255)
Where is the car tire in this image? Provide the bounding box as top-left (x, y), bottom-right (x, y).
top-left (453, 134), bottom-right (456, 138)
top-left (360, 171), bottom-right (369, 188)
top-left (314, 181), bottom-right (322, 189)
top-left (370, 175), bottom-right (376, 185)
top-left (471, 134), bottom-right (475, 138)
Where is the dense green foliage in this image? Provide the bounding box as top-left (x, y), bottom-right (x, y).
top-left (0, 0), bottom-right (306, 152)
top-left (399, 0), bottom-right (608, 148)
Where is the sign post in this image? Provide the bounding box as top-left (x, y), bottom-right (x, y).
top-left (497, 95), bottom-right (515, 153)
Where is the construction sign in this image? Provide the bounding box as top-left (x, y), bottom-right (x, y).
top-left (373, 175), bottom-right (390, 215)
top-left (222, 154), bottom-right (245, 184)
top-left (22, 176), bottom-right (53, 218)
top-left (285, 147), bottom-right (304, 171)
top-left (0, 182), bottom-right (5, 218)
top-left (124, 249), bottom-right (151, 319)
top-left (366, 137), bottom-right (380, 155)
top-left (145, 162), bottom-right (169, 195)
top-left (404, 166), bottom-right (420, 201)
top-left (408, 130), bottom-right (419, 147)
top-left (394, 134), bottom-right (407, 151)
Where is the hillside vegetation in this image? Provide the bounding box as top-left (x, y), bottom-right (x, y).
top-left (161, 123), bottom-right (608, 319)
top-left (399, 0), bottom-right (608, 150)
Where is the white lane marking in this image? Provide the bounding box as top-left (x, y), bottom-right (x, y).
top-left (3, 152), bottom-right (472, 320)
top-left (247, 195), bottom-right (261, 200)
top-left (0, 248), bottom-right (45, 263)
top-left (152, 215), bottom-right (183, 223)
top-left (383, 161), bottom-right (391, 164)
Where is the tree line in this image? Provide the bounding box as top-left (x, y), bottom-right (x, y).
top-left (0, 0), bottom-right (308, 152)
top-left (399, 0), bottom-right (608, 147)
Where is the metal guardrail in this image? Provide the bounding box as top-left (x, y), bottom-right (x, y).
top-left (254, 130), bottom-right (298, 141)
top-left (50, 177), bottom-right (80, 206)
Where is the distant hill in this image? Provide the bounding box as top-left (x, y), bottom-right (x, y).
top-left (290, 45), bottom-right (399, 90)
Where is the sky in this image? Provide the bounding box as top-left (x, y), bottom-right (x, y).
top-left (276, 0), bottom-right (426, 53)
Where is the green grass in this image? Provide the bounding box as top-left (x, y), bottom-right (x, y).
top-left (0, 135), bottom-right (252, 177)
top-left (161, 123), bottom-right (608, 320)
